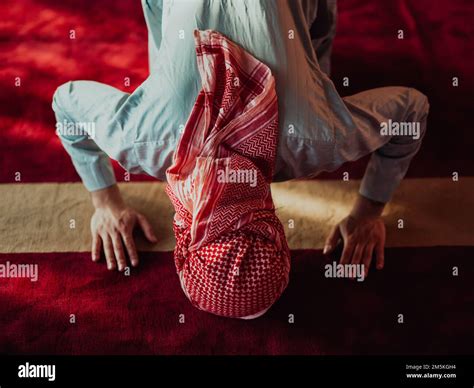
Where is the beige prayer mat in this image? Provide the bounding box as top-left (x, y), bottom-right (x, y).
top-left (0, 178), bottom-right (473, 253)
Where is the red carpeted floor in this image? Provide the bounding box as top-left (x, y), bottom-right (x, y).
top-left (1, 248), bottom-right (473, 355)
top-left (1, 0), bottom-right (473, 355)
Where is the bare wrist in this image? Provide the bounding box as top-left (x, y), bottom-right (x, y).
top-left (90, 184), bottom-right (125, 210)
top-left (350, 194), bottom-right (385, 219)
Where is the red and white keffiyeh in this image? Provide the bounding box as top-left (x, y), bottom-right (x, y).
top-left (166, 30), bottom-right (290, 318)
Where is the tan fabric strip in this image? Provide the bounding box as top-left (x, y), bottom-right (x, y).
top-left (0, 178), bottom-right (472, 253)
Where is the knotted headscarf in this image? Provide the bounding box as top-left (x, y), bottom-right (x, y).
top-left (166, 30), bottom-right (290, 318)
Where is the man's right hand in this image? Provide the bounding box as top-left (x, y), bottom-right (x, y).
top-left (90, 185), bottom-right (158, 271)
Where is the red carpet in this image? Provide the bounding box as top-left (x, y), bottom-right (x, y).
top-left (1, 248), bottom-right (473, 355)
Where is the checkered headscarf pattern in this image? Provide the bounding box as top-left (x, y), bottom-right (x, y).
top-left (166, 30), bottom-right (290, 318)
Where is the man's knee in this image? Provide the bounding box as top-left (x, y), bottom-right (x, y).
top-left (407, 88), bottom-right (430, 119)
top-left (52, 81), bottom-right (87, 141)
top-left (405, 88), bottom-right (429, 140)
top-left (52, 81), bottom-right (74, 117)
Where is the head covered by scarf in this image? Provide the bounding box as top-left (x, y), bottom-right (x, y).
top-left (166, 30), bottom-right (291, 318)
